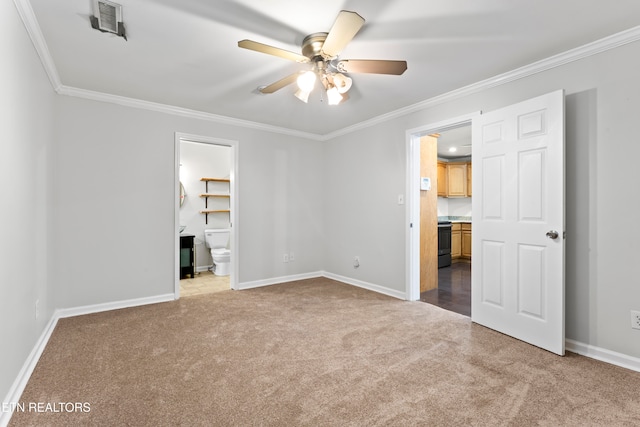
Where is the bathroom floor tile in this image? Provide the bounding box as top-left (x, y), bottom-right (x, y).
top-left (180, 271), bottom-right (230, 297)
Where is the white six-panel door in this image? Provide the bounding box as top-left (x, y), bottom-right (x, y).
top-left (471, 90), bottom-right (565, 355)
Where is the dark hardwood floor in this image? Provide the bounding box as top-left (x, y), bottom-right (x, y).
top-left (420, 262), bottom-right (471, 317)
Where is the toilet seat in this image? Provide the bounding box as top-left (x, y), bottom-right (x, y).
top-left (212, 248), bottom-right (230, 256)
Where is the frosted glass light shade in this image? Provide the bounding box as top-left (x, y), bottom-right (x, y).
top-left (333, 73), bottom-right (352, 94)
top-left (295, 89), bottom-right (310, 103)
top-left (296, 71), bottom-right (316, 92)
top-left (326, 87), bottom-right (343, 105)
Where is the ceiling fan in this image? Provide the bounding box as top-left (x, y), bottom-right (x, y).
top-left (238, 10), bottom-right (407, 105)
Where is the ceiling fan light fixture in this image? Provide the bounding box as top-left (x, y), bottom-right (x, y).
top-left (238, 10), bottom-right (407, 107)
top-left (326, 86), bottom-right (343, 105)
top-left (296, 71), bottom-right (316, 92)
top-left (333, 73), bottom-right (352, 94)
top-left (295, 89), bottom-right (311, 103)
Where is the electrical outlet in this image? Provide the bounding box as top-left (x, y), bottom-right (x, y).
top-left (353, 256), bottom-right (360, 268)
top-left (289, 252), bottom-right (295, 262)
top-left (283, 253), bottom-right (289, 263)
top-left (631, 310), bottom-right (640, 330)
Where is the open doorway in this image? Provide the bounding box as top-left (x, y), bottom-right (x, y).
top-left (174, 133), bottom-right (238, 299)
top-left (406, 112), bottom-right (479, 304)
top-left (408, 91), bottom-right (565, 353)
top-left (420, 125), bottom-right (472, 316)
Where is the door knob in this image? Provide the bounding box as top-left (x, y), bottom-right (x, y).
top-left (546, 230), bottom-right (559, 240)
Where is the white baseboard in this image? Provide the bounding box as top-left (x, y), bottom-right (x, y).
top-left (195, 265), bottom-right (212, 273)
top-left (55, 293), bottom-right (176, 319)
top-left (322, 272), bottom-right (407, 300)
top-left (238, 271), bottom-right (323, 290)
top-left (0, 314), bottom-right (58, 427)
top-left (566, 339), bottom-right (640, 372)
top-left (237, 270), bottom-right (406, 301)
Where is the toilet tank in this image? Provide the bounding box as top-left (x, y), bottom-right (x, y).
top-left (204, 229), bottom-right (230, 249)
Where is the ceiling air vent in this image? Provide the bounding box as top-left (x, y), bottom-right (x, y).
top-left (90, 0), bottom-right (127, 40)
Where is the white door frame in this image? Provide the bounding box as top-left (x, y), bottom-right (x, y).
top-left (174, 132), bottom-right (239, 298)
top-left (406, 112), bottom-right (480, 301)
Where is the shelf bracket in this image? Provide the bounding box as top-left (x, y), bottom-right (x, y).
top-left (204, 180), bottom-right (209, 224)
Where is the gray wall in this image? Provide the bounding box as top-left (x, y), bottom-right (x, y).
top-left (0, 0), bottom-right (55, 406)
top-left (323, 123), bottom-right (408, 288)
top-left (51, 96), bottom-right (325, 308)
top-left (323, 40), bottom-right (640, 358)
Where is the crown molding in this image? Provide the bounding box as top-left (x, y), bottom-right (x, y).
top-left (15, 0), bottom-right (640, 142)
top-left (323, 24), bottom-right (640, 140)
top-left (14, 0), bottom-right (322, 141)
top-left (57, 85), bottom-right (324, 141)
top-left (13, 0), bottom-right (62, 92)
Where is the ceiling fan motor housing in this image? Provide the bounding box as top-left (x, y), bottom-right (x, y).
top-left (301, 32), bottom-right (329, 60)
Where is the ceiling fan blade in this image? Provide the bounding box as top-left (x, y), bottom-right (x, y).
top-left (337, 59), bottom-right (407, 75)
top-left (238, 40), bottom-right (309, 63)
top-left (321, 10), bottom-right (365, 58)
top-left (259, 72), bottom-right (300, 94)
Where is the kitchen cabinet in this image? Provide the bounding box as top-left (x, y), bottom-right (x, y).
top-left (462, 223), bottom-right (472, 259)
top-left (437, 162), bottom-right (447, 197)
top-left (467, 163), bottom-right (472, 197)
top-left (437, 161), bottom-right (472, 197)
top-left (447, 163), bottom-right (467, 197)
top-left (451, 222), bottom-right (471, 261)
top-left (451, 223), bottom-right (462, 258)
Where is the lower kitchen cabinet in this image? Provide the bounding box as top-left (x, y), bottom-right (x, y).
top-left (462, 223), bottom-right (472, 259)
top-left (451, 223), bottom-right (462, 258)
top-left (451, 222), bottom-right (471, 261)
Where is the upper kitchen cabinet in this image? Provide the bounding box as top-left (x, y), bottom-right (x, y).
top-left (438, 161), bottom-right (472, 197)
top-left (437, 162), bottom-right (447, 197)
top-left (447, 163), bottom-right (467, 197)
top-left (467, 163), bottom-right (472, 197)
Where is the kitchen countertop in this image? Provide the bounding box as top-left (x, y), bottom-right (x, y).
top-left (438, 216), bottom-right (471, 223)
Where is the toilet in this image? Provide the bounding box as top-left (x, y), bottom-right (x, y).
top-left (204, 229), bottom-right (231, 276)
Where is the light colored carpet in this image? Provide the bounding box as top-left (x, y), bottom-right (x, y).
top-left (9, 278), bottom-right (640, 426)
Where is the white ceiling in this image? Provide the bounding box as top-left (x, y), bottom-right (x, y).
top-left (436, 126), bottom-right (472, 159)
top-left (27, 0), bottom-right (640, 136)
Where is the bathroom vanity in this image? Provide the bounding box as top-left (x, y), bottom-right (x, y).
top-left (179, 234), bottom-right (195, 279)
